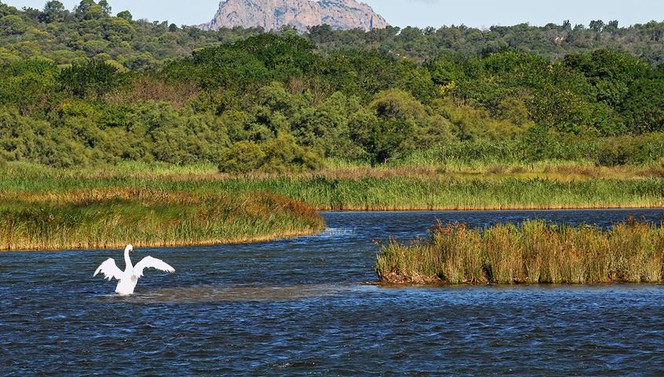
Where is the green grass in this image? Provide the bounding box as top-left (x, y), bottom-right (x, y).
top-left (1, 161), bottom-right (663, 250)
top-left (2, 162), bottom-right (663, 212)
top-left (0, 183), bottom-right (324, 251)
top-left (376, 220), bottom-right (664, 285)
top-left (196, 175), bottom-right (663, 211)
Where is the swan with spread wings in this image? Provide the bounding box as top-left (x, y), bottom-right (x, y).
top-left (94, 244), bottom-right (175, 295)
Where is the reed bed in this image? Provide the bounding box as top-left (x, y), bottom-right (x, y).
top-left (214, 176), bottom-right (664, 211)
top-left (1, 162), bottom-right (662, 251)
top-left (1, 163), bottom-right (663, 211)
top-left (376, 220), bottom-right (664, 285)
top-left (0, 189), bottom-right (324, 251)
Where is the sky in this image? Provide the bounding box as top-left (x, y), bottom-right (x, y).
top-left (4, 0), bottom-right (664, 29)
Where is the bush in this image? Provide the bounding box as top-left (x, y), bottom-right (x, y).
top-left (261, 133), bottom-right (323, 173)
top-left (595, 135), bottom-right (664, 166)
top-left (218, 141), bottom-right (266, 174)
top-left (218, 134), bottom-right (323, 174)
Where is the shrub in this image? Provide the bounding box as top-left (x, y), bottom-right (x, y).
top-left (218, 141), bottom-right (266, 174)
top-left (261, 133), bottom-right (323, 173)
top-left (596, 135), bottom-right (664, 166)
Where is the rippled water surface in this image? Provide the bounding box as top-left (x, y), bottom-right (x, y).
top-left (2, 209), bottom-right (663, 376)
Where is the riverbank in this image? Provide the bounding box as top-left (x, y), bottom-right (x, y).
top-left (1, 162), bottom-right (662, 250)
top-left (376, 219), bottom-right (664, 285)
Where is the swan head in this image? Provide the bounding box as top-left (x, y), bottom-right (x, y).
top-left (125, 244), bottom-right (134, 255)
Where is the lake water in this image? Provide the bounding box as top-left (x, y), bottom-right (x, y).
top-left (2, 209), bottom-right (663, 376)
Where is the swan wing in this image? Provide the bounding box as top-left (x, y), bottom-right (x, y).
top-left (134, 256), bottom-right (175, 278)
top-left (94, 258), bottom-right (123, 281)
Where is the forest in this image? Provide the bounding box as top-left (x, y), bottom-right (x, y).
top-left (1, 0), bottom-right (663, 172)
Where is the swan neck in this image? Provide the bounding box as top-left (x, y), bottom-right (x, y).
top-left (124, 248), bottom-right (133, 269)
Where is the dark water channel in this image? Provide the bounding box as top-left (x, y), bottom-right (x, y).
top-left (1, 209), bottom-right (663, 376)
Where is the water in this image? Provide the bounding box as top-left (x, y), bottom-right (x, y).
top-left (1, 209), bottom-right (663, 376)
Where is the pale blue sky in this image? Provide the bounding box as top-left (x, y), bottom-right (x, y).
top-left (4, 0), bottom-right (664, 28)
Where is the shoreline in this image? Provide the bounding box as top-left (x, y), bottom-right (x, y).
top-left (317, 204), bottom-right (664, 212)
top-left (0, 228), bottom-right (321, 253)
top-left (364, 281), bottom-right (664, 287)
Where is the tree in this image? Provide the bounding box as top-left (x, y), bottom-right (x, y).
top-left (589, 20), bottom-right (605, 33)
top-left (116, 10), bottom-right (132, 21)
top-left (260, 133), bottom-right (322, 173)
top-left (0, 59), bottom-right (59, 116)
top-left (605, 20), bottom-right (619, 33)
top-left (0, 15), bottom-right (26, 36)
top-left (292, 91), bottom-right (364, 159)
top-left (349, 89), bottom-right (426, 165)
top-left (218, 141), bottom-right (266, 173)
top-left (59, 58), bottom-right (123, 98)
top-left (622, 76), bottom-right (664, 133)
top-left (74, 0), bottom-right (103, 20)
top-left (307, 24), bottom-right (335, 44)
top-left (98, 0), bottom-right (111, 16)
top-left (0, 3), bottom-right (20, 18)
top-left (39, 1), bottom-right (67, 23)
top-left (74, 0), bottom-right (94, 17)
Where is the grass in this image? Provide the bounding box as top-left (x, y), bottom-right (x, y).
top-left (0, 187), bottom-right (324, 251)
top-left (376, 219), bottom-right (664, 285)
top-left (1, 160), bottom-right (662, 250)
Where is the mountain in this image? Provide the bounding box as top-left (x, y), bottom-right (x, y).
top-left (200, 0), bottom-right (388, 32)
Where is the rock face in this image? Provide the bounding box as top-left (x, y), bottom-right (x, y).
top-left (201, 0), bottom-right (388, 32)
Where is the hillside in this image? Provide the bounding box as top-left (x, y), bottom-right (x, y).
top-left (0, 1), bottom-right (662, 68)
top-left (0, 1), bottom-right (663, 172)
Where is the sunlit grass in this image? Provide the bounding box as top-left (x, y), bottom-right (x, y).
top-left (376, 219), bottom-right (664, 285)
top-left (0, 188), bottom-right (323, 251)
top-left (1, 162), bottom-right (663, 211)
top-left (1, 160), bottom-right (662, 251)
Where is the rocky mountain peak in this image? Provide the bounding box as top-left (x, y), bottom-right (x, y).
top-left (200, 0), bottom-right (388, 32)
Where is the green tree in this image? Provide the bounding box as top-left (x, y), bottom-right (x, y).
top-left (75, 0), bottom-right (98, 20)
top-left (622, 76), bottom-right (664, 133)
top-left (218, 141), bottom-right (266, 173)
top-left (59, 58), bottom-right (123, 98)
top-left (98, 0), bottom-right (111, 16)
top-left (0, 59), bottom-right (59, 116)
top-left (39, 1), bottom-right (67, 23)
top-left (589, 20), bottom-right (605, 32)
top-left (260, 132), bottom-right (323, 173)
top-left (0, 15), bottom-right (27, 36)
top-left (116, 10), bottom-right (132, 21)
top-left (564, 50), bottom-right (649, 108)
top-left (348, 89), bottom-right (427, 165)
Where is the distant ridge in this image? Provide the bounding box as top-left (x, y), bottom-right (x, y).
top-left (199, 0), bottom-right (388, 32)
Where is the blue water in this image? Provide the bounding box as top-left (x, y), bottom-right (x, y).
top-left (1, 209), bottom-right (663, 376)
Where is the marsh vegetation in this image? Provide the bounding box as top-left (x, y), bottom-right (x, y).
top-left (376, 219), bottom-right (664, 285)
top-left (0, 168), bottom-right (324, 250)
top-left (1, 161), bottom-right (661, 250)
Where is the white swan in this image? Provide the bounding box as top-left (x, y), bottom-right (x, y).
top-left (94, 244), bottom-right (175, 295)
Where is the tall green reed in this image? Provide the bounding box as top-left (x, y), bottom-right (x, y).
top-left (0, 191), bottom-right (324, 251)
top-left (376, 220), bottom-right (664, 285)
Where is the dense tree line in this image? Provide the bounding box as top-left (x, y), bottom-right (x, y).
top-left (1, 1), bottom-right (663, 67)
top-left (0, 1), bottom-right (663, 170)
top-left (0, 0), bottom-right (261, 69)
